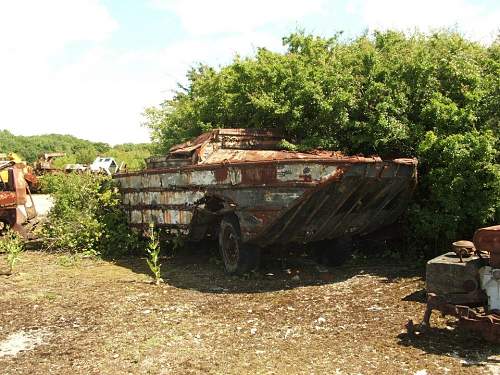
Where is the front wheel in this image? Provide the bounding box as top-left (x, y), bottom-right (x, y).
top-left (218, 215), bottom-right (259, 274)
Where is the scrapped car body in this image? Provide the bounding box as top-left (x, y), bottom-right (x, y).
top-left (407, 225), bottom-right (500, 343)
top-left (64, 157), bottom-right (123, 175)
top-left (89, 157), bottom-right (123, 176)
top-left (34, 152), bottom-right (66, 174)
top-left (114, 129), bottom-right (418, 273)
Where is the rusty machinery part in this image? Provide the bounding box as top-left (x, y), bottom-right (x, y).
top-left (34, 152), bottom-right (66, 174)
top-left (474, 225), bottom-right (500, 268)
top-left (406, 293), bottom-right (500, 343)
top-left (452, 240), bottom-right (476, 262)
top-left (0, 165), bottom-right (37, 237)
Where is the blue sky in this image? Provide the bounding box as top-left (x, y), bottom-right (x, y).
top-left (1, 0), bottom-right (498, 144)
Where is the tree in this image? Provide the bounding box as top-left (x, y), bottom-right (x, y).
top-left (144, 30), bottom-right (500, 254)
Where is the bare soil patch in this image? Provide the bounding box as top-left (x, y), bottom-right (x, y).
top-left (0, 250), bottom-right (498, 374)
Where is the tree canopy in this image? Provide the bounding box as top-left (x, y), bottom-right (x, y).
top-left (144, 30), bottom-right (500, 253)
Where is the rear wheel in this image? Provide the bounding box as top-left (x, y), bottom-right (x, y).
top-left (313, 236), bottom-right (353, 267)
top-left (218, 215), bottom-right (259, 274)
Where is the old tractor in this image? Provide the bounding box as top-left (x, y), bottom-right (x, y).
top-left (407, 225), bottom-right (500, 343)
top-left (0, 161), bottom-right (37, 237)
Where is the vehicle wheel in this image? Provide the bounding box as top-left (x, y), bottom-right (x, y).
top-left (218, 215), bottom-right (259, 274)
top-left (314, 236), bottom-right (353, 267)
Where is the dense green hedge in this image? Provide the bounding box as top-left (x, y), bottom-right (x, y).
top-left (40, 174), bottom-right (141, 257)
top-left (145, 30), bottom-right (499, 254)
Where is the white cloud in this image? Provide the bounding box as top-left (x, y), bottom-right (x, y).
top-left (1, 46), bottom-right (158, 145)
top-left (0, 0), bottom-right (305, 144)
top-left (0, 0), bottom-right (139, 145)
top-left (3, 0), bottom-right (497, 146)
top-left (0, 0), bottom-right (117, 56)
top-left (348, 0), bottom-right (500, 43)
top-left (154, 0), bottom-right (325, 35)
top-left (1, 29), bottom-right (283, 145)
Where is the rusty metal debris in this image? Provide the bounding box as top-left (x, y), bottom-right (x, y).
top-left (406, 293), bottom-right (500, 343)
top-left (34, 152), bottom-right (66, 174)
top-left (452, 240), bottom-right (475, 262)
top-left (407, 225), bottom-right (500, 343)
top-left (0, 161), bottom-right (37, 237)
top-left (474, 225), bottom-right (500, 268)
top-left (114, 128), bottom-right (418, 274)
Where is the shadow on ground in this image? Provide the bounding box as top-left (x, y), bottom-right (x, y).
top-left (397, 290), bottom-right (500, 368)
top-left (112, 242), bottom-right (424, 294)
top-left (398, 326), bottom-right (500, 370)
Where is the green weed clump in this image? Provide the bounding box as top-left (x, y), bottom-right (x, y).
top-left (0, 229), bottom-right (24, 273)
top-left (145, 224), bottom-right (162, 285)
top-left (40, 173), bottom-right (141, 257)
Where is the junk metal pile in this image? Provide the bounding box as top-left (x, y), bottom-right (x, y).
top-left (407, 225), bottom-right (500, 343)
top-left (114, 128), bottom-right (418, 274)
top-left (0, 152), bottom-right (123, 238)
top-left (0, 160), bottom-right (38, 237)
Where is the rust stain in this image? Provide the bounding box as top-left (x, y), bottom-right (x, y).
top-left (0, 192), bottom-right (16, 207)
top-left (240, 165), bottom-right (277, 185)
top-left (214, 166), bottom-right (228, 182)
top-left (0, 163), bottom-right (37, 234)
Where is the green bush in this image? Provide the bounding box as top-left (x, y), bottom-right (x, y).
top-left (41, 173), bottom-right (141, 257)
top-left (144, 30), bottom-right (500, 256)
top-left (410, 131), bottom-right (500, 254)
top-left (0, 229), bottom-right (24, 272)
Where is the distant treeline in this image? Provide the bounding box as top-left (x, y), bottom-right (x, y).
top-left (0, 130), bottom-right (151, 170)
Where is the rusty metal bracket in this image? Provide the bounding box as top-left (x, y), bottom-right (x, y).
top-left (406, 292), bottom-right (500, 343)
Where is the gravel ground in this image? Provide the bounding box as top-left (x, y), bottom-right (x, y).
top-left (0, 250), bottom-right (499, 374)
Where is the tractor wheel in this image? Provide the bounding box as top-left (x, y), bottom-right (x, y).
top-left (218, 215), bottom-right (259, 275)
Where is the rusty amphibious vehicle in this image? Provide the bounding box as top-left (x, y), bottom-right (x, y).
top-left (114, 129), bottom-right (417, 274)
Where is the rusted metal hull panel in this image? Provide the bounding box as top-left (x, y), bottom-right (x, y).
top-left (115, 157), bottom-right (417, 244)
top-left (119, 163), bottom-right (341, 188)
top-left (241, 162), bottom-right (415, 244)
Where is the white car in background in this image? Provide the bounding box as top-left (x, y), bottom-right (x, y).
top-left (64, 157), bottom-right (124, 176)
top-left (89, 157), bottom-right (124, 176)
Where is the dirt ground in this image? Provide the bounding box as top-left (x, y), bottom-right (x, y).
top-left (0, 249), bottom-right (499, 375)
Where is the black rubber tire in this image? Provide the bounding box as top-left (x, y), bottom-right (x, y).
top-left (218, 215), bottom-right (260, 275)
top-left (314, 236), bottom-right (353, 267)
